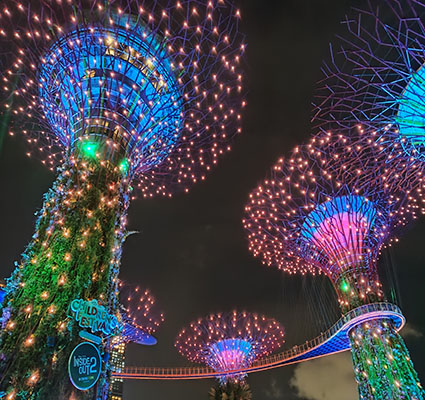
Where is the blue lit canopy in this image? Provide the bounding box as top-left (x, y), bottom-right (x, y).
top-left (176, 311), bottom-right (285, 383)
top-left (121, 318), bottom-right (157, 346)
top-left (0, 0), bottom-right (245, 197)
top-left (300, 195), bottom-right (378, 279)
top-left (38, 12), bottom-right (183, 173)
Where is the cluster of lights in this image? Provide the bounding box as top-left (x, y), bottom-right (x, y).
top-left (118, 282), bottom-right (165, 342)
top-left (308, 3), bottom-right (425, 397)
top-left (0, 2), bottom-right (246, 395)
top-left (0, 0), bottom-right (246, 198)
top-left (243, 130), bottom-right (419, 311)
top-left (175, 311), bottom-right (284, 382)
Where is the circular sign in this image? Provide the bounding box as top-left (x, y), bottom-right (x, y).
top-left (68, 342), bottom-right (102, 391)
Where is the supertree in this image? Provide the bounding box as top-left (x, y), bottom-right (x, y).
top-left (175, 311), bottom-right (285, 399)
top-left (0, 1), bottom-right (245, 398)
top-left (243, 130), bottom-right (424, 399)
top-left (312, 0), bottom-right (425, 186)
top-left (118, 283), bottom-right (164, 345)
top-left (108, 284), bottom-right (164, 400)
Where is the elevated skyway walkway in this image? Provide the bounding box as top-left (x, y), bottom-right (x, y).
top-left (113, 302), bottom-right (404, 380)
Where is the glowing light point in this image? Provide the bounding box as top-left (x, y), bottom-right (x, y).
top-left (341, 280), bottom-right (350, 293)
top-left (80, 141), bottom-right (99, 160)
top-left (119, 159), bottom-right (129, 174)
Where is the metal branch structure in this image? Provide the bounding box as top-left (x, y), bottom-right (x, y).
top-left (313, 0), bottom-right (425, 169)
top-left (175, 311), bottom-right (284, 391)
top-left (311, 0), bottom-right (425, 220)
top-left (0, 0), bottom-right (245, 197)
top-left (243, 130), bottom-right (424, 399)
top-left (118, 284), bottom-right (164, 345)
top-left (0, 1), bottom-right (245, 399)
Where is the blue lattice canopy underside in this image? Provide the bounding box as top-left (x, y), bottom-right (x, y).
top-left (38, 13), bottom-right (183, 173)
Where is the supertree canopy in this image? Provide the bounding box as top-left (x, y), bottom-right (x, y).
top-left (0, 0), bottom-right (245, 196)
top-left (118, 283), bottom-right (164, 345)
top-left (0, 1), bottom-right (245, 399)
top-left (175, 311), bottom-right (284, 395)
top-left (313, 0), bottom-right (425, 168)
top-left (243, 130), bottom-right (424, 399)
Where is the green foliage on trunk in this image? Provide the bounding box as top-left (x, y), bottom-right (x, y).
top-left (0, 158), bottom-right (128, 399)
top-left (350, 319), bottom-right (425, 399)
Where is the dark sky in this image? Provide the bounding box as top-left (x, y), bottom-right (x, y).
top-left (1, 1), bottom-right (425, 399)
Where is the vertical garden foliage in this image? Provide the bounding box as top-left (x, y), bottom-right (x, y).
top-left (0, 157), bottom-right (128, 400)
top-left (350, 319), bottom-right (424, 400)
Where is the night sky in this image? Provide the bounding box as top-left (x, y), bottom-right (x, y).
top-left (1, 1), bottom-right (425, 399)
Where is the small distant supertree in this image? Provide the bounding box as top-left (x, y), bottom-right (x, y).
top-left (243, 130), bottom-right (424, 399)
top-left (0, 1), bottom-right (245, 398)
top-left (175, 311), bottom-right (285, 399)
top-left (108, 284), bottom-right (164, 400)
top-left (118, 284), bottom-right (164, 344)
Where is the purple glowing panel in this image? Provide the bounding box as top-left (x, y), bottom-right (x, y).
top-left (118, 284), bottom-right (164, 343)
top-left (121, 322), bottom-right (157, 346)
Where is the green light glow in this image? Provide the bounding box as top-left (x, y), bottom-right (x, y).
top-left (119, 158), bottom-right (129, 173)
top-left (81, 141), bottom-right (99, 159)
top-left (341, 280), bottom-right (350, 293)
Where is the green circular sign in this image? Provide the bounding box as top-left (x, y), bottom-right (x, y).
top-left (68, 342), bottom-right (102, 390)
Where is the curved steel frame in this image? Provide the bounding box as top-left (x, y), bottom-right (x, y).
top-left (113, 303), bottom-right (404, 380)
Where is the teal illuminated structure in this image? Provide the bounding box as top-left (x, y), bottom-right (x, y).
top-left (0, 1), bottom-right (245, 399)
top-left (243, 130), bottom-right (424, 399)
top-left (308, 2), bottom-right (425, 396)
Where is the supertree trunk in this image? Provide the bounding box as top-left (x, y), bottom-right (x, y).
top-left (333, 266), bottom-right (424, 399)
top-left (350, 319), bottom-right (424, 400)
top-left (332, 263), bottom-right (384, 315)
top-left (0, 156), bottom-right (129, 400)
